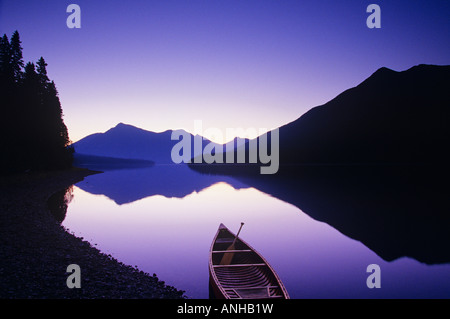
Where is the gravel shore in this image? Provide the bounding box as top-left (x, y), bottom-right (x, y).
top-left (0, 168), bottom-right (186, 299)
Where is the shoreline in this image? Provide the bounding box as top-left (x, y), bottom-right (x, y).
top-left (0, 168), bottom-right (185, 299)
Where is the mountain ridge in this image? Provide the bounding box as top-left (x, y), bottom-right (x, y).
top-left (278, 63), bottom-right (450, 165)
top-left (72, 123), bottom-right (226, 164)
top-left (189, 64), bottom-right (450, 174)
top-left (74, 64), bottom-right (450, 170)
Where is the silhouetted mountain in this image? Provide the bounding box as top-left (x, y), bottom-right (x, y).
top-left (278, 64), bottom-right (450, 165)
top-left (73, 123), bottom-right (226, 164)
top-left (190, 64), bottom-right (450, 174)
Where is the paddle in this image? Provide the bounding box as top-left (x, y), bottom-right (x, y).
top-left (220, 222), bottom-right (244, 265)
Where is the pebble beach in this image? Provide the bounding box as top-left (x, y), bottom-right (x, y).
top-left (0, 168), bottom-right (185, 299)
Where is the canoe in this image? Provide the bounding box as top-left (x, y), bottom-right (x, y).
top-left (209, 223), bottom-right (289, 299)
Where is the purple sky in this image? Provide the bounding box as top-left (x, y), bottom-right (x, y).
top-left (1, 0), bottom-right (449, 143)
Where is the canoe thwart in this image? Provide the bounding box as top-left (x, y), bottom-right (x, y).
top-left (213, 263), bottom-right (267, 268)
top-left (212, 249), bottom-right (252, 253)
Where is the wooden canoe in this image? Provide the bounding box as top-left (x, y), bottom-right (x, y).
top-left (209, 223), bottom-right (289, 299)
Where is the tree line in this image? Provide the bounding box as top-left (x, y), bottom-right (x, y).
top-left (0, 31), bottom-right (73, 174)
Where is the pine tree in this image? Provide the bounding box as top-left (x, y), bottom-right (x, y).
top-left (0, 34), bottom-right (12, 83)
top-left (0, 34), bottom-right (15, 171)
top-left (10, 31), bottom-right (24, 83)
top-left (36, 56), bottom-right (50, 87)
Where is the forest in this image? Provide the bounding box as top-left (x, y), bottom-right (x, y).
top-left (0, 31), bottom-right (73, 174)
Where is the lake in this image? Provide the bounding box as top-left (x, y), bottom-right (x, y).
top-left (61, 165), bottom-right (450, 298)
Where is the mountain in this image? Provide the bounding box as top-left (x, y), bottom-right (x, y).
top-left (278, 64), bottom-right (450, 165)
top-left (73, 123), bottom-right (177, 163)
top-left (75, 64), bottom-right (450, 172)
top-left (72, 123), bottom-right (224, 164)
top-left (190, 64), bottom-right (450, 174)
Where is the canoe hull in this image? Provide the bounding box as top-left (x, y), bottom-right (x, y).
top-left (209, 272), bottom-right (227, 299)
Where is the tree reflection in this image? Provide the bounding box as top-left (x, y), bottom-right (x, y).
top-left (47, 186), bottom-right (74, 223)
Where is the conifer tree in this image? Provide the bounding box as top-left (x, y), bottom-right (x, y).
top-left (1, 31), bottom-right (73, 173)
top-left (0, 35), bottom-right (12, 83)
top-left (36, 56), bottom-right (50, 87)
top-left (0, 35), bottom-right (14, 171)
top-left (10, 31), bottom-right (24, 82)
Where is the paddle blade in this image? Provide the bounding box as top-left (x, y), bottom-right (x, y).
top-left (219, 244), bottom-right (235, 265)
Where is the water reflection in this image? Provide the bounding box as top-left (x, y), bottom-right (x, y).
top-left (62, 167), bottom-right (450, 298)
top-left (229, 165), bottom-right (450, 265)
top-left (47, 186), bottom-right (74, 223)
top-left (75, 164), bottom-right (248, 204)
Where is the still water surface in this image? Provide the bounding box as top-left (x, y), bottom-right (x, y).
top-left (62, 169), bottom-right (450, 298)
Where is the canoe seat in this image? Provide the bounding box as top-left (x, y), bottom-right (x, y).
top-left (215, 238), bottom-right (235, 244)
top-left (213, 263), bottom-right (266, 268)
top-left (212, 249), bottom-right (252, 253)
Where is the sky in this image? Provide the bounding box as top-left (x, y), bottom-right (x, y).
top-left (1, 0), bottom-right (449, 143)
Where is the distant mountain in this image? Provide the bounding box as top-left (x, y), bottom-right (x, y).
top-left (75, 64), bottom-right (450, 172)
top-left (72, 123), bottom-right (225, 164)
top-left (190, 64), bottom-right (450, 174)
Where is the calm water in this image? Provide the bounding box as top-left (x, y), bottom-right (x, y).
top-left (62, 166), bottom-right (450, 298)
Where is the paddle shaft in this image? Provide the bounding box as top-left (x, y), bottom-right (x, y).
top-left (231, 222), bottom-right (245, 247)
top-left (219, 222), bottom-right (244, 265)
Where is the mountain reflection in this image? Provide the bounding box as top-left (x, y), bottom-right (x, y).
top-left (227, 165), bottom-right (450, 265)
top-left (72, 163), bottom-right (450, 266)
top-left (75, 164), bottom-right (248, 205)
